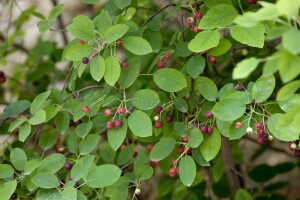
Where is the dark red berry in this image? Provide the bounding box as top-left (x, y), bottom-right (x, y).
top-left (10, 193), bottom-right (17, 200)
top-left (82, 57), bottom-right (89, 64)
top-left (114, 119), bottom-right (123, 128)
top-left (117, 107), bottom-right (125, 115)
top-left (247, 0), bottom-right (257, 4)
top-left (209, 56), bottom-right (216, 64)
top-left (195, 12), bottom-right (202, 19)
top-left (178, 145), bottom-right (185, 154)
top-left (169, 168), bottom-right (178, 177)
top-left (74, 182), bottom-right (80, 189)
top-left (64, 162), bottom-right (72, 170)
top-left (117, 39), bottom-right (123, 46)
top-left (257, 128), bottom-right (264, 136)
top-left (107, 120), bottom-right (114, 129)
top-left (200, 125), bottom-right (208, 133)
top-left (165, 115), bottom-right (173, 123)
top-left (207, 126), bottom-right (213, 134)
top-left (193, 26), bottom-right (199, 33)
top-left (205, 111), bottom-right (213, 119)
top-left (187, 149), bottom-right (192, 156)
top-left (155, 106), bottom-right (163, 114)
top-left (149, 161), bottom-right (160, 168)
top-left (156, 60), bottom-right (164, 69)
top-left (0, 76), bottom-right (6, 83)
top-left (133, 151), bottom-right (138, 157)
top-left (82, 105), bottom-right (89, 113)
top-left (255, 122), bottom-right (263, 129)
top-left (74, 120), bottom-right (82, 126)
top-left (146, 144), bottom-right (153, 152)
top-left (163, 54), bottom-right (171, 61)
top-left (294, 150), bottom-right (300, 157)
top-left (262, 133), bottom-right (269, 140)
top-left (154, 120), bottom-right (163, 128)
top-left (181, 136), bottom-right (189, 143)
top-left (121, 62), bottom-right (128, 68)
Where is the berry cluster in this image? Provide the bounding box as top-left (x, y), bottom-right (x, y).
top-left (153, 105), bottom-right (173, 128)
top-left (254, 122), bottom-right (270, 144)
top-left (156, 53), bottom-right (171, 69)
top-left (199, 111), bottom-right (214, 134)
top-left (0, 71), bottom-right (6, 84)
top-left (186, 11), bottom-right (203, 33)
top-left (103, 107), bottom-right (126, 129)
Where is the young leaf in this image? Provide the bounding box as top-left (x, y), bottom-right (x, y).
top-left (233, 57), bottom-right (260, 79)
top-left (252, 75), bottom-right (275, 103)
top-left (128, 110), bottom-right (152, 137)
top-left (235, 188), bottom-right (252, 200)
top-left (188, 30), bottom-right (220, 52)
top-left (196, 76), bottom-right (218, 101)
top-left (150, 138), bottom-right (176, 161)
top-left (48, 4), bottom-right (64, 20)
top-left (37, 20), bottom-right (50, 33)
top-left (28, 109), bottom-right (46, 125)
top-left (131, 89), bottom-right (160, 110)
top-left (90, 56), bottom-right (105, 82)
top-left (104, 56), bottom-right (121, 86)
top-left (103, 24), bottom-right (129, 44)
top-left (94, 10), bottom-right (112, 36)
top-left (123, 36), bottom-right (153, 55)
top-left (67, 15), bottom-right (95, 41)
top-left (30, 91), bottom-right (50, 114)
top-left (86, 165), bottom-right (121, 188)
top-left (31, 172), bottom-right (59, 189)
top-left (71, 155), bottom-right (95, 181)
top-left (8, 118), bottom-right (26, 133)
top-left (179, 156), bottom-right (196, 187)
top-left (200, 129), bottom-right (221, 162)
top-left (108, 118), bottom-right (128, 151)
top-left (10, 148), bottom-right (27, 171)
top-left (153, 68), bottom-right (187, 92)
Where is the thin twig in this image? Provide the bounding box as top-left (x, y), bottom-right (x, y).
top-left (61, 66), bottom-right (74, 93)
top-left (63, 85), bottom-right (101, 102)
top-left (50, 0), bottom-right (68, 45)
top-left (142, 3), bottom-right (176, 27)
top-left (0, 34), bottom-right (29, 54)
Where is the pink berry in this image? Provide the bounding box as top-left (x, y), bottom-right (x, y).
top-left (294, 150), bottom-right (300, 157)
top-left (235, 122), bottom-right (242, 128)
top-left (257, 137), bottom-right (265, 144)
top-left (205, 111), bottom-right (213, 119)
top-left (169, 168), bottom-right (178, 177)
top-left (163, 54), bottom-right (171, 61)
top-left (255, 122), bottom-right (263, 129)
top-left (195, 12), bottom-right (202, 19)
top-left (121, 62), bottom-right (128, 68)
top-left (154, 121), bottom-right (163, 128)
top-left (104, 109), bottom-right (112, 117)
top-left (82, 106), bottom-right (89, 113)
top-left (209, 56), bottom-right (216, 64)
top-left (146, 144), bottom-right (153, 152)
top-left (172, 160), bottom-right (177, 166)
top-left (114, 119), bottom-right (123, 128)
top-left (257, 128), bottom-right (264, 136)
top-left (106, 121), bottom-right (114, 129)
top-left (193, 26), bottom-right (199, 33)
top-left (156, 60), bottom-right (164, 69)
top-left (64, 162), bottom-right (72, 170)
top-left (117, 107), bottom-right (125, 115)
top-left (186, 17), bottom-right (194, 24)
top-left (181, 136), bottom-right (189, 143)
top-left (77, 40), bottom-right (84, 44)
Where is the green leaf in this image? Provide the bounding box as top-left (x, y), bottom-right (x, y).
top-left (0, 180), bottom-right (17, 200)
top-left (235, 188), bottom-right (252, 200)
top-left (104, 56), bottom-right (121, 86)
top-left (0, 164), bottom-right (14, 179)
top-left (282, 29), bottom-right (300, 55)
top-left (62, 186), bottom-right (77, 200)
top-left (19, 123), bottom-right (31, 142)
top-left (48, 4), bottom-right (64, 20)
top-left (38, 153), bottom-right (66, 173)
top-left (112, 0), bottom-right (131, 9)
top-left (252, 75), bottom-right (275, 103)
top-left (54, 111), bottom-right (70, 133)
top-left (153, 68), bottom-right (187, 92)
top-left (94, 10), bottom-right (112, 36)
top-left (179, 156), bottom-right (196, 187)
top-left (38, 131), bottom-right (56, 150)
top-left (230, 23), bottom-right (265, 48)
top-left (174, 97), bottom-right (188, 113)
top-left (75, 121), bottom-right (93, 139)
top-left (143, 30), bottom-right (163, 53)
top-left (44, 105), bottom-right (60, 122)
top-left (248, 164), bottom-right (277, 182)
top-left (108, 118), bottom-right (128, 151)
top-left (200, 129), bottom-right (221, 161)
top-left (188, 128), bottom-right (204, 148)
top-left (67, 15), bottom-right (95, 41)
top-left (67, 133), bottom-right (78, 153)
top-left (71, 155), bottom-right (95, 181)
top-left (118, 57), bottom-right (140, 88)
top-left (8, 118), bottom-right (26, 132)
top-left (131, 89), bottom-right (160, 110)
top-left (212, 99), bottom-right (246, 121)
top-left (233, 57), bottom-right (260, 79)
top-left (99, 141), bottom-right (116, 162)
top-left (188, 30), bottom-right (220, 52)
top-left (3, 100), bottom-right (31, 117)
top-left (277, 80), bottom-right (300, 101)
top-left (185, 56), bottom-right (205, 79)
top-left (30, 91), bottom-right (50, 114)
top-left (208, 39), bottom-right (232, 56)
top-left (104, 24), bottom-right (129, 44)
top-left (90, 56), bottom-right (105, 82)
top-left (276, 0), bottom-right (300, 16)
top-left (65, 44), bottom-right (92, 61)
top-left (196, 76), bottom-right (218, 101)
top-left (37, 20), bottom-right (50, 33)
top-left (277, 50), bottom-right (300, 83)
top-left (79, 134), bottom-right (100, 155)
top-left (86, 165), bottom-right (121, 188)
top-left (150, 138), bottom-right (176, 161)
top-left (135, 164), bottom-right (153, 181)
top-left (29, 109), bottom-right (46, 125)
top-left (24, 159), bottom-right (41, 175)
top-left (199, 4), bottom-right (238, 29)
top-left (10, 148), bottom-right (27, 171)
top-left (128, 110), bottom-right (152, 137)
top-left (31, 172), bottom-right (59, 189)
top-left (203, 0), bottom-right (232, 8)
top-left (123, 36), bottom-right (153, 55)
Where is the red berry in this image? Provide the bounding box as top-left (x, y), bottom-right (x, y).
top-left (169, 168), bottom-right (178, 177)
top-left (178, 145), bottom-right (185, 154)
top-left (121, 62), bottom-right (128, 68)
top-left (82, 106), bottom-right (89, 113)
top-left (0, 71), bottom-right (4, 77)
top-left (120, 145), bottom-right (126, 151)
top-left (106, 121), bottom-right (114, 129)
top-left (146, 144), bottom-right (153, 152)
top-left (200, 125), bottom-right (208, 133)
top-left (149, 161), bottom-right (160, 168)
top-left (156, 60), bottom-right (164, 69)
top-left (257, 128), bottom-right (264, 136)
top-left (114, 119), bottom-right (123, 128)
top-left (257, 137), bottom-right (265, 144)
top-left (294, 150), bottom-right (300, 157)
top-left (209, 56), bottom-right (216, 64)
top-left (193, 26), bottom-right (199, 33)
top-left (166, 115), bottom-right (173, 123)
top-left (187, 149), bottom-right (192, 156)
top-left (195, 12), bottom-right (202, 19)
top-left (64, 162), bottom-right (72, 170)
top-left (82, 57), bottom-right (89, 64)
top-left (0, 76), bottom-right (6, 83)
top-left (163, 54), bottom-right (171, 61)
top-left (181, 136), bottom-right (189, 143)
top-left (235, 122), bottom-right (242, 128)
top-left (187, 17), bottom-right (194, 24)
top-left (74, 120), bottom-right (82, 126)
top-left (104, 109), bottom-right (112, 117)
top-left (247, 0), bottom-right (257, 4)
top-left (207, 126), bottom-right (213, 134)
top-left (117, 107), bottom-right (125, 115)
top-left (205, 111), bottom-right (213, 119)
top-left (255, 122), bottom-right (263, 129)
top-left (154, 120), bottom-right (163, 128)
top-left (77, 40), bottom-right (84, 44)
top-left (117, 39), bottom-right (123, 46)
top-left (155, 106), bottom-right (163, 114)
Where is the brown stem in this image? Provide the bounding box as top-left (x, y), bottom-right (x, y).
top-left (50, 0), bottom-right (68, 45)
top-left (61, 66), bottom-right (74, 93)
top-left (221, 136), bottom-right (241, 198)
top-left (142, 3), bottom-right (176, 27)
